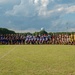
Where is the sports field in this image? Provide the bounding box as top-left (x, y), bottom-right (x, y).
top-left (0, 45), bottom-right (75, 75)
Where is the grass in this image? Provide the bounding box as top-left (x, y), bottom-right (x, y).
top-left (0, 45), bottom-right (75, 75)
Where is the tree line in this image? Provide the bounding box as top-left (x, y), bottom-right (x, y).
top-left (0, 28), bottom-right (15, 34)
top-left (0, 28), bottom-right (75, 35)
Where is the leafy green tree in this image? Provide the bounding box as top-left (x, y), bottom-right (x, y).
top-left (0, 28), bottom-right (15, 34)
top-left (39, 30), bottom-right (48, 35)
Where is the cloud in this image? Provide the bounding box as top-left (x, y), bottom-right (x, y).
top-left (5, 0), bottom-right (51, 17)
top-left (0, 0), bottom-right (75, 32)
top-left (5, 0), bottom-right (75, 18)
top-left (5, 0), bottom-right (37, 16)
top-left (66, 6), bottom-right (75, 13)
top-left (41, 0), bottom-right (49, 7)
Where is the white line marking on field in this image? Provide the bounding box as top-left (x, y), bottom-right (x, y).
top-left (0, 46), bottom-right (17, 60)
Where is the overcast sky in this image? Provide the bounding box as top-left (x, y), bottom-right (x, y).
top-left (0, 0), bottom-right (75, 32)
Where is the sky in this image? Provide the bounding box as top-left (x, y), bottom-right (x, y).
top-left (0, 0), bottom-right (75, 32)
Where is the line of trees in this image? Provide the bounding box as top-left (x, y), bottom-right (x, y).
top-left (0, 28), bottom-right (15, 34)
top-left (0, 28), bottom-right (75, 35)
top-left (22, 30), bottom-right (75, 36)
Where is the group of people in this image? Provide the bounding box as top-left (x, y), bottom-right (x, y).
top-left (0, 33), bottom-right (75, 45)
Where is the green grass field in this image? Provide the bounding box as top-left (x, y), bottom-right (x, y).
top-left (0, 45), bottom-right (75, 75)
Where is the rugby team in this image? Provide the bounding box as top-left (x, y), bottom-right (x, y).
top-left (0, 33), bottom-right (75, 45)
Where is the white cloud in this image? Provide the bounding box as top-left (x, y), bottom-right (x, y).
top-left (34, 0), bottom-right (39, 4)
top-left (40, 4), bottom-right (75, 17)
top-left (66, 6), bottom-right (75, 13)
top-left (2, 0), bottom-right (75, 17)
top-left (5, 0), bottom-right (50, 17)
top-left (41, 0), bottom-right (49, 7)
top-left (5, 0), bottom-right (37, 16)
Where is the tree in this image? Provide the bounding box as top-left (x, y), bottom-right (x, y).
top-left (0, 28), bottom-right (15, 34)
top-left (39, 29), bottom-right (48, 35)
